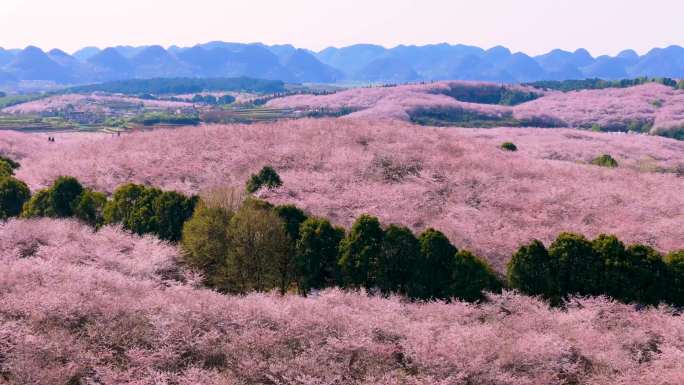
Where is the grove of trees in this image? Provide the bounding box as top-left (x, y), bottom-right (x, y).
top-left (0, 158), bottom-right (682, 307)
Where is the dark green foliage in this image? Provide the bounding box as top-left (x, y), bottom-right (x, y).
top-left (409, 107), bottom-right (560, 128)
top-left (500, 142), bottom-right (517, 151)
top-left (416, 228), bottom-right (457, 300)
top-left (549, 233), bottom-right (603, 297)
top-left (65, 77), bottom-right (285, 95)
top-left (665, 250), bottom-right (684, 306)
top-left (623, 244), bottom-right (668, 305)
top-left (103, 184), bottom-right (147, 224)
top-left (0, 177), bottom-right (30, 219)
top-left (507, 240), bottom-right (556, 298)
top-left (432, 84), bottom-right (539, 106)
top-left (218, 94), bottom-right (236, 104)
top-left (591, 154), bottom-right (618, 168)
top-left (153, 192), bottom-right (198, 242)
top-left (296, 217), bottom-right (345, 293)
top-left (338, 214), bottom-right (384, 289)
top-left (0, 156), bottom-right (20, 171)
top-left (245, 166), bottom-right (282, 193)
top-left (132, 111), bottom-right (200, 126)
top-left (191, 94), bottom-right (235, 105)
top-left (104, 183), bottom-right (196, 241)
top-left (0, 160), bottom-right (13, 178)
top-left (74, 190), bottom-right (107, 228)
top-left (527, 77), bottom-right (678, 92)
top-left (21, 189), bottom-right (51, 218)
top-left (274, 204), bottom-right (308, 242)
top-left (21, 177), bottom-right (85, 219)
top-left (49, 176), bottom-right (84, 217)
top-left (593, 234), bottom-right (631, 301)
top-left (377, 224), bottom-right (420, 296)
top-left (452, 250), bottom-right (502, 302)
top-left (0, 156), bottom-right (21, 178)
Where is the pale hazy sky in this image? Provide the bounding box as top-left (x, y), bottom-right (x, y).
top-left (1, 0), bottom-right (682, 56)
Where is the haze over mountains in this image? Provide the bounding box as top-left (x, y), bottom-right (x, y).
top-left (2, 42), bottom-right (684, 86)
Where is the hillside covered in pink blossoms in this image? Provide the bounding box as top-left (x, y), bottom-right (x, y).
top-left (268, 82), bottom-right (684, 137)
top-left (1, 218), bottom-right (683, 385)
top-left (1, 118), bottom-right (682, 269)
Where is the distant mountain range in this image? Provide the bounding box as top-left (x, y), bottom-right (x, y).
top-left (2, 42), bottom-right (684, 86)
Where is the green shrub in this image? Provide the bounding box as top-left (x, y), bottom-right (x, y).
top-left (0, 177), bottom-right (30, 219)
top-left (591, 154), bottom-right (618, 168)
top-left (0, 160), bottom-right (14, 178)
top-left (500, 142), bottom-right (517, 151)
top-left (338, 214), bottom-right (384, 289)
top-left (245, 166), bottom-right (283, 193)
top-left (22, 189), bottom-right (52, 218)
top-left (0, 156), bottom-right (20, 171)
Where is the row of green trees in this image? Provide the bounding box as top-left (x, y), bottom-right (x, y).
top-left (1, 160), bottom-right (682, 306)
top-left (508, 234), bottom-right (684, 306)
top-left (181, 195), bottom-right (502, 301)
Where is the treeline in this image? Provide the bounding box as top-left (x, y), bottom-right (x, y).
top-left (0, 159), bottom-right (197, 241)
top-left (65, 77), bottom-right (286, 95)
top-left (141, 93), bottom-right (236, 105)
top-left (130, 111), bottom-right (201, 126)
top-left (182, 195), bottom-right (501, 301)
top-left (1, 160), bottom-right (683, 306)
top-left (527, 77), bottom-right (681, 92)
top-left (432, 84), bottom-right (540, 106)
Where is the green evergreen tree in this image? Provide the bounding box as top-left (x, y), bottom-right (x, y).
top-left (507, 239), bottom-right (556, 298)
top-left (49, 176), bottom-right (84, 217)
top-left (624, 244), bottom-right (668, 305)
top-left (377, 224), bottom-right (420, 296)
top-left (665, 250), bottom-right (684, 306)
top-left (452, 249), bottom-right (502, 302)
top-left (593, 234), bottom-right (631, 301)
top-left (74, 190), bottom-right (107, 228)
top-left (338, 214), bottom-right (384, 289)
top-left (416, 228), bottom-right (457, 300)
top-left (0, 176), bottom-right (30, 219)
top-left (22, 189), bottom-right (52, 218)
top-left (549, 233), bottom-right (603, 298)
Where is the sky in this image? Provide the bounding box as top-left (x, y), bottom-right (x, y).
top-left (1, 0), bottom-right (683, 56)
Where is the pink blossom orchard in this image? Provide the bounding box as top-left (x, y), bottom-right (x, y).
top-left (269, 81), bottom-right (684, 137)
top-left (2, 119), bottom-right (682, 269)
top-left (0, 218), bottom-right (682, 385)
top-left (1, 93), bottom-right (193, 114)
